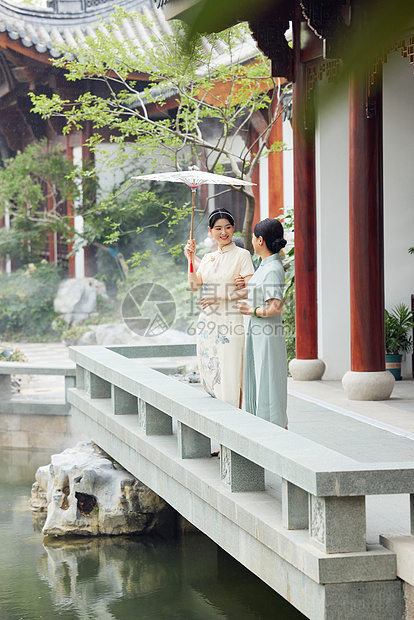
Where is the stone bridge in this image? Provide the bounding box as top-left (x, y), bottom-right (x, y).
top-left (67, 344), bottom-right (414, 620)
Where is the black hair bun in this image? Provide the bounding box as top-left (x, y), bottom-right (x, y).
top-left (271, 238), bottom-right (287, 253)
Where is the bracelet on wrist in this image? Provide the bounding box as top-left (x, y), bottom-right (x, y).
top-left (253, 306), bottom-right (261, 318)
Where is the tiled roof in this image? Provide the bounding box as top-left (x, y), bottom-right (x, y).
top-left (0, 0), bottom-right (170, 58)
top-left (0, 0), bottom-right (258, 68)
top-left (0, 0), bottom-right (258, 71)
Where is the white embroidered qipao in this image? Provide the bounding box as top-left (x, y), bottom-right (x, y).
top-left (196, 243), bottom-right (254, 408)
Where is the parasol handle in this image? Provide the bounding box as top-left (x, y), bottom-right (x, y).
top-left (189, 188), bottom-right (196, 273)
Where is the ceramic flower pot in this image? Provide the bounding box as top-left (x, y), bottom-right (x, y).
top-left (385, 353), bottom-right (403, 380)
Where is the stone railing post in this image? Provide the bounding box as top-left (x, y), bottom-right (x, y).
top-left (220, 446), bottom-right (265, 492)
top-left (309, 494), bottom-right (366, 553)
top-left (177, 422), bottom-right (210, 459)
top-left (282, 479), bottom-right (309, 529)
top-left (76, 365), bottom-right (85, 390)
top-left (64, 376), bottom-right (76, 400)
top-left (138, 398), bottom-right (172, 436)
top-left (410, 494), bottom-right (414, 535)
top-left (85, 371), bottom-right (111, 399)
top-left (112, 385), bottom-right (138, 415)
top-left (0, 375), bottom-right (11, 400)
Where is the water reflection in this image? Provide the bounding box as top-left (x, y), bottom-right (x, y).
top-left (0, 448), bottom-right (306, 620)
top-left (38, 533), bottom-right (305, 619)
top-left (39, 535), bottom-right (215, 619)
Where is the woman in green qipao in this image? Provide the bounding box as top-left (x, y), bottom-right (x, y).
top-left (237, 218), bottom-right (288, 428)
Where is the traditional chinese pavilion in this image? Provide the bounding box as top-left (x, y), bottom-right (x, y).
top-left (162, 0), bottom-right (414, 398)
top-left (0, 0), bottom-right (170, 275)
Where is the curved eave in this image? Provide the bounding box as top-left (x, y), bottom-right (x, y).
top-left (0, 0), bottom-right (150, 26)
top-left (0, 28), bottom-right (54, 62)
top-left (0, 0), bottom-right (169, 62)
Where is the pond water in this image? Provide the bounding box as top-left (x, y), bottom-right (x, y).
top-left (0, 448), bottom-right (307, 620)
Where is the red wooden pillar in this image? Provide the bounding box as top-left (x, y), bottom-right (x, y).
top-left (349, 66), bottom-right (385, 372)
top-left (292, 61), bottom-right (317, 359)
top-left (289, 16), bottom-right (325, 380)
top-left (343, 63), bottom-right (394, 399)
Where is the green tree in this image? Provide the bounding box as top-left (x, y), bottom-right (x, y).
top-left (0, 140), bottom-right (79, 266)
top-left (0, 138), bottom-right (194, 281)
top-left (30, 10), bottom-right (291, 253)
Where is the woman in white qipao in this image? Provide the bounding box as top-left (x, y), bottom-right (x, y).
top-left (185, 209), bottom-right (254, 408)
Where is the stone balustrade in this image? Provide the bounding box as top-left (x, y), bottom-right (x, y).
top-left (0, 360), bottom-right (76, 415)
top-left (67, 343), bottom-right (413, 620)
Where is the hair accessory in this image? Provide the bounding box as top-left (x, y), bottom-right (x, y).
top-left (208, 209), bottom-right (234, 227)
top-left (253, 306), bottom-right (262, 318)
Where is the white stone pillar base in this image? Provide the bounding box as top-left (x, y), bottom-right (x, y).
top-left (289, 358), bottom-right (326, 381)
top-left (342, 370), bottom-right (395, 401)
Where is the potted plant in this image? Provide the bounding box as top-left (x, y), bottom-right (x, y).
top-left (385, 303), bottom-right (414, 380)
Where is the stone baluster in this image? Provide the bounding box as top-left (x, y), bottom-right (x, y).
top-left (309, 494), bottom-right (366, 553)
top-left (0, 375), bottom-right (11, 400)
top-left (220, 446), bottom-right (265, 492)
top-left (76, 365), bottom-right (85, 390)
top-left (85, 370), bottom-right (111, 399)
top-left (112, 385), bottom-right (138, 415)
top-left (177, 422), bottom-right (210, 459)
top-left (138, 398), bottom-right (172, 435)
top-left (64, 376), bottom-right (76, 399)
top-left (282, 480), bottom-right (309, 530)
top-left (410, 494), bottom-right (414, 535)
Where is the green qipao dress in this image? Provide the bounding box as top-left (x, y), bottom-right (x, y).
top-left (243, 253), bottom-right (288, 427)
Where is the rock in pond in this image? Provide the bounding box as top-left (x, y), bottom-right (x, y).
top-left (30, 441), bottom-right (174, 537)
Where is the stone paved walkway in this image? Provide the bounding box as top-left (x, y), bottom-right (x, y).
top-left (286, 378), bottom-right (414, 544)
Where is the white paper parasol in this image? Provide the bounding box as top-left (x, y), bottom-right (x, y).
top-left (132, 168), bottom-right (255, 272)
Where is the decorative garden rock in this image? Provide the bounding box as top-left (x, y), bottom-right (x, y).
top-left (54, 278), bottom-right (108, 325)
top-left (30, 441), bottom-right (174, 537)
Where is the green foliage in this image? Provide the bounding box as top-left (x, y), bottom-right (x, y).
top-left (29, 10), bottom-right (291, 258)
top-left (282, 285), bottom-right (296, 368)
top-left (60, 322), bottom-right (94, 346)
top-left (385, 303), bottom-right (414, 355)
top-left (281, 207), bottom-right (295, 368)
top-left (0, 137), bottom-right (195, 286)
top-left (0, 263), bottom-right (63, 341)
top-left (0, 140), bottom-right (79, 265)
top-left (91, 173), bottom-right (199, 292)
top-left (281, 207), bottom-right (294, 298)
